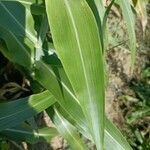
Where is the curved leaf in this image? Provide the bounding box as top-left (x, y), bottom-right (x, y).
top-left (0, 91), bottom-right (56, 131)
top-left (0, 1), bottom-right (46, 68)
top-left (35, 55), bottom-right (132, 149)
top-left (117, 0), bottom-right (136, 70)
top-left (47, 107), bottom-right (87, 150)
top-left (105, 118), bottom-right (132, 150)
top-left (45, 0), bottom-right (105, 149)
top-left (0, 1), bottom-right (37, 43)
top-left (0, 26), bottom-right (32, 68)
top-left (1, 124), bottom-right (58, 144)
top-left (35, 60), bottom-right (88, 135)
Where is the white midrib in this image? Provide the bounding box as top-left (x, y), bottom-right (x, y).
top-left (55, 109), bottom-right (84, 149)
top-left (63, 0), bottom-right (93, 107)
top-left (5, 128), bottom-right (54, 137)
top-left (64, 0), bottom-right (97, 136)
top-left (105, 130), bottom-right (125, 150)
top-left (0, 2), bottom-right (37, 45)
top-left (41, 61), bottom-right (80, 104)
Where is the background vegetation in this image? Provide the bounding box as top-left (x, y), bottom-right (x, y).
top-left (0, 0), bottom-right (149, 149)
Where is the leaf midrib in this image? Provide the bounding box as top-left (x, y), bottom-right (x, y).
top-left (64, 0), bottom-right (95, 117)
top-left (0, 96), bottom-right (52, 122)
top-left (55, 109), bottom-right (84, 149)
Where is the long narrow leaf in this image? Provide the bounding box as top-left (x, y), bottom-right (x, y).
top-left (0, 91), bottom-right (56, 131)
top-left (35, 60), bottom-right (88, 135)
top-left (45, 0), bottom-right (105, 149)
top-left (0, 1), bottom-right (37, 43)
top-left (47, 107), bottom-right (87, 150)
top-left (117, 0), bottom-right (136, 71)
top-left (105, 118), bottom-right (132, 150)
top-left (0, 26), bottom-right (32, 68)
top-left (35, 50), bottom-right (132, 149)
top-left (86, 0), bottom-right (105, 49)
top-left (1, 124), bottom-right (58, 144)
top-left (49, 102), bottom-right (132, 150)
top-left (87, 0), bottom-right (105, 22)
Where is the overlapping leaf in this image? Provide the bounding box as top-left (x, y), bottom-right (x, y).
top-left (1, 124), bottom-right (58, 144)
top-left (0, 91), bottom-right (56, 131)
top-left (0, 0), bottom-right (133, 149)
top-left (45, 0), bottom-right (105, 149)
top-left (47, 107), bottom-right (87, 150)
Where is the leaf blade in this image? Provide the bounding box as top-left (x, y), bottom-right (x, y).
top-left (47, 107), bottom-right (87, 150)
top-left (45, 0), bottom-right (105, 148)
top-left (117, 0), bottom-right (136, 70)
top-left (0, 91), bottom-right (56, 131)
top-left (1, 125), bottom-right (58, 144)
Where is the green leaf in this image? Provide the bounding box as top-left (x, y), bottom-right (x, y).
top-left (45, 0), bottom-right (105, 149)
top-left (102, 0), bottom-right (116, 50)
top-left (1, 124), bottom-right (58, 144)
top-left (52, 103), bottom-right (132, 150)
top-left (35, 49), bottom-right (132, 149)
top-left (0, 91), bottom-right (56, 131)
top-left (0, 0), bottom-right (36, 68)
top-left (117, 0), bottom-right (136, 71)
top-left (105, 118), bottom-right (132, 150)
top-left (35, 60), bottom-right (89, 136)
top-left (86, 0), bottom-right (105, 50)
top-left (2, 0), bottom-right (45, 15)
top-left (0, 1), bottom-right (46, 68)
top-left (86, 0), bottom-right (105, 22)
top-left (0, 26), bottom-right (33, 68)
top-left (47, 107), bottom-right (87, 150)
top-left (0, 1), bottom-right (37, 43)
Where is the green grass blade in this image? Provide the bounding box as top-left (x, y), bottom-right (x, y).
top-left (87, 0), bottom-right (105, 22)
top-left (0, 91), bottom-right (56, 131)
top-left (0, 1), bottom-right (37, 44)
top-left (117, 0), bottom-right (136, 71)
top-left (102, 0), bottom-right (115, 50)
top-left (0, 1), bottom-right (46, 68)
top-left (86, 0), bottom-right (105, 50)
top-left (45, 0), bottom-right (105, 149)
top-left (0, 26), bottom-right (32, 68)
top-left (47, 107), bottom-right (87, 150)
top-left (35, 60), bottom-right (88, 135)
top-left (105, 118), bottom-right (132, 150)
top-left (1, 124), bottom-right (58, 144)
top-left (35, 59), bottom-right (131, 149)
